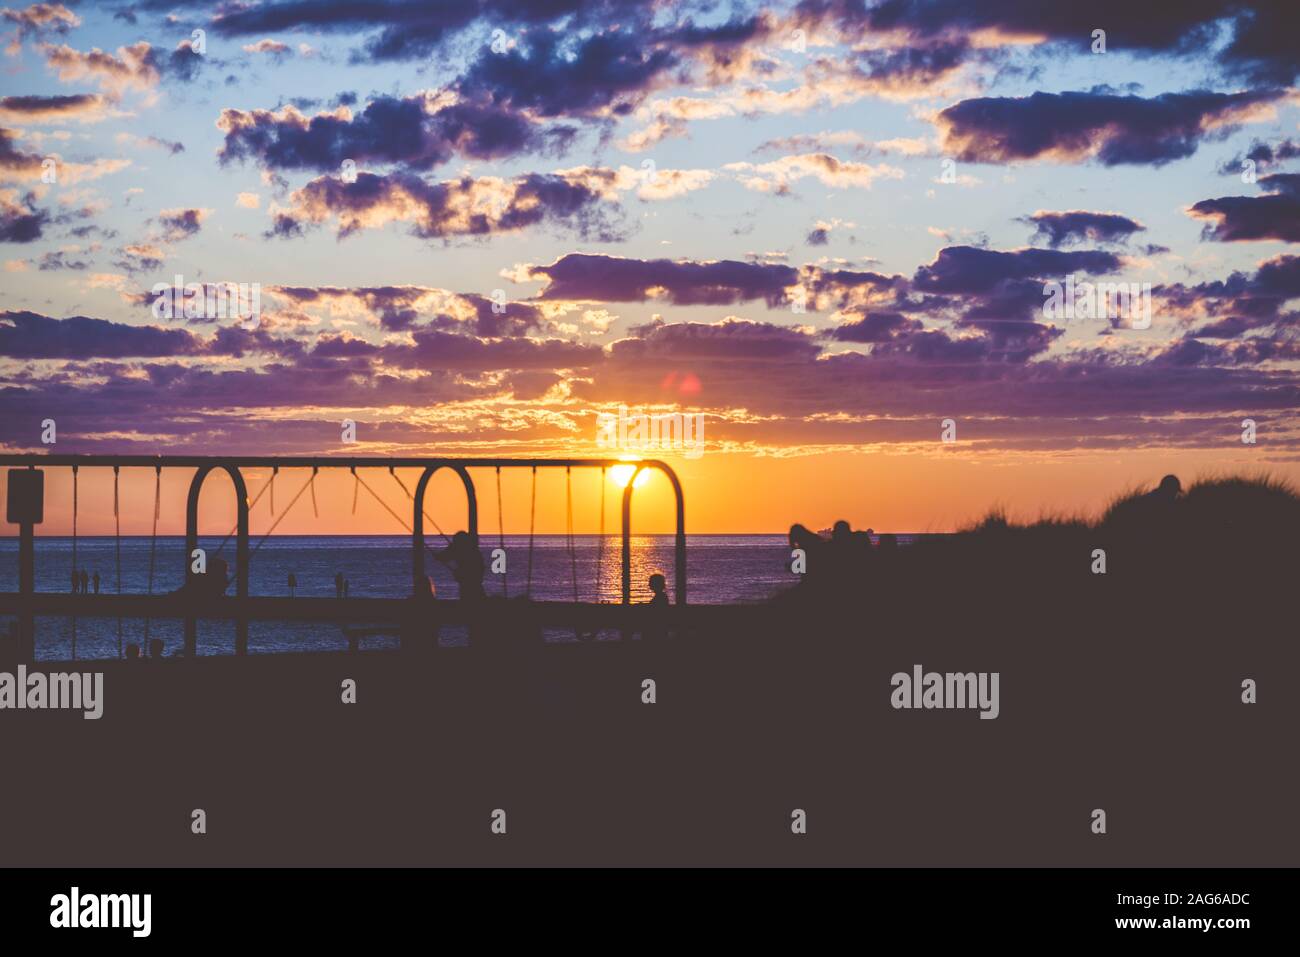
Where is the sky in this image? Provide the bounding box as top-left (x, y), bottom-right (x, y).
top-left (1, 0), bottom-right (1298, 535)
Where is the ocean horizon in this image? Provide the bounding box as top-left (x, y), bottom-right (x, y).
top-left (1, 533), bottom-right (931, 659)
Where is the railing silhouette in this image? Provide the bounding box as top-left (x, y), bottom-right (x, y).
top-left (1, 455), bottom-right (687, 659)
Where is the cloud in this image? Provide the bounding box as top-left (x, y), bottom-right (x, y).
top-left (0, 126), bottom-right (43, 181)
top-left (818, 0), bottom-right (1300, 86)
top-left (1161, 252), bottom-right (1300, 337)
top-left (828, 310), bottom-right (924, 343)
top-left (206, 0), bottom-right (720, 67)
top-left (0, 309), bottom-right (213, 358)
top-left (937, 88), bottom-right (1286, 166)
top-left (40, 41), bottom-right (161, 94)
top-left (36, 247), bottom-right (87, 270)
top-left (725, 153), bottom-right (904, 192)
top-left (612, 316), bottom-right (820, 362)
top-left (376, 327), bottom-right (602, 371)
top-left (0, 127), bottom-right (131, 184)
top-left (269, 284), bottom-right (545, 335)
top-left (756, 131), bottom-right (930, 158)
top-left (269, 170), bottom-right (625, 241)
top-left (157, 207), bottom-right (209, 242)
top-left (1217, 137), bottom-right (1300, 175)
top-left (114, 242), bottom-right (165, 272)
top-left (552, 164), bottom-right (715, 201)
top-left (0, 93), bottom-right (114, 124)
top-left (243, 38), bottom-right (292, 57)
top-left (527, 253), bottom-right (800, 307)
top-left (1187, 173), bottom-right (1300, 242)
top-left (911, 245), bottom-right (1124, 293)
top-left (455, 25), bottom-right (676, 119)
top-left (1021, 210), bottom-right (1147, 247)
top-left (116, 131), bottom-right (184, 154)
top-left (0, 187), bottom-right (47, 241)
top-left (208, 0), bottom-right (489, 62)
top-left (217, 95), bottom-right (570, 174)
top-left (805, 217), bottom-right (853, 245)
top-left (2, 2), bottom-right (79, 50)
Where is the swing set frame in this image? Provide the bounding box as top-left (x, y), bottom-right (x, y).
top-left (2, 454), bottom-right (687, 657)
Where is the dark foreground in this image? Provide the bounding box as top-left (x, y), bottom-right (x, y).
top-left (2, 566), bottom-right (1295, 867)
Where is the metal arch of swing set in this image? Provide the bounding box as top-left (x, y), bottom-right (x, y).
top-left (3, 454), bottom-right (687, 655)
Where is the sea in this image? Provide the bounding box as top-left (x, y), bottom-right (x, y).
top-left (0, 534), bottom-right (782, 659)
top-left (0, 534), bottom-right (929, 659)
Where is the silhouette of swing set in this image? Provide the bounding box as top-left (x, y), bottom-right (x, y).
top-left (1, 455), bottom-right (689, 661)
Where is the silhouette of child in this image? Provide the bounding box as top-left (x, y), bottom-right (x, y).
top-left (436, 532), bottom-right (486, 601)
top-left (643, 573), bottom-right (669, 641)
top-left (648, 573), bottom-right (669, 607)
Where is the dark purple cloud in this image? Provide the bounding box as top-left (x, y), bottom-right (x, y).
top-left (828, 310), bottom-right (924, 343)
top-left (912, 246), bottom-right (1124, 293)
top-left (0, 125), bottom-right (43, 181)
top-left (217, 95), bottom-right (569, 173)
top-left (0, 191), bottom-right (48, 243)
top-left (614, 317), bottom-right (820, 361)
top-left (455, 26), bottom-right (675, 119)
top-left (1163, 253), bottom-right (1300, 337)
top-left (207, 0), bottom-right (653, 62)
top-left (1021, 210), bottom-right (1146, 247)
top-left (1217, 137), bottom-right (1300, 175)
top-left (529, 253), bottom-right (799, 306)
top-left (378, 327), bottom-right (602, 370)
top-left (1188, 174), bottom-right (1300, 242)
top-left (157, 207), bottom-right (205, 241)
top-left (271, 170), bottom-right (624, 241)
top-left (36, 250), bottom-right (88, 271)
top-left (938, 89), bottom-right (1287, 166)
top-left (849, 37), bottom-right (973, 90)
top-left (0, 310), bottom-right (208, 359)
top-left (0, 93), bottom-right (110, 122)
top-left (813, 0), bottom-right (1299, 85)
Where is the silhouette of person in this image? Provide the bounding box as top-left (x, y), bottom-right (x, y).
top-left (828, 520), bottom-right (873, 585)
top-left (288, 572), bottom-right (297, 597)
top-left (648, 572), bottom-right (669, 608)
top-left (643, 573), bottom-right (669, 640)
top-left (149, 638), bottom-right (164, 659)
top-left (436, 532), bottom-right (486, 601)
top-left (125, 643), bottom-right (140, 660)
top-left (92, 570), bottom-right (100, 595)
top-left (71, 569), bottom-right (78, 594)
top-left (208, 556), bottom-right (230, 597)
top-left (335, 572), bottom-right (344, 599)
top-left (343, 578), bottom-right (350, 599)
top-left (1146, 474), bottom-right (1182, 505)
top-left (789, 522), bottom-right (830, 592)
top-left (80, 569), bottom-right (89, 595)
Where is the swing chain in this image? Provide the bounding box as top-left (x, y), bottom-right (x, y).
top-left (144, 464), bottom-right (161, 654)
top-left (496, 466), bottom-right (508, 599)
top-left (526, 465), bottom-right (537, 597)
top-left (113, 465), bottom-right (122, 659)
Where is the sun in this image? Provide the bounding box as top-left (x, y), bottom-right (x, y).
top-left (609, 457), bottom-right (651, 488)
